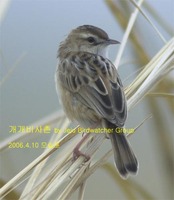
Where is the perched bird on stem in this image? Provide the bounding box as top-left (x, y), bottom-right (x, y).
top-left (55, 25), bottom-right (138, 179)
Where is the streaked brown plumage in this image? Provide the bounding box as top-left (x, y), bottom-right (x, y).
top-left (55, 25), bottom-right (138, 178)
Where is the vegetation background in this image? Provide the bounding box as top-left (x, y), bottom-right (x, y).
top-left (1, 0), bottom-right (173, 199)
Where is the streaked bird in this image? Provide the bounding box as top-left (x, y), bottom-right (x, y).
top-left (55, 25), bottom-right (138, 178)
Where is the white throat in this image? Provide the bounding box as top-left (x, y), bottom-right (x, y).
top-left (97, 46), bottom-right (109, 58)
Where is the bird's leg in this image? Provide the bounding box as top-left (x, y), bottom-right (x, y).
top-left (73, 123), bottom-right (100, 161)
top-left (73, 133), bottom-right (90, 161)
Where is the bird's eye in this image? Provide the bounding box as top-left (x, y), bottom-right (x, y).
top-left (87, 37), bottom-right (96, 43)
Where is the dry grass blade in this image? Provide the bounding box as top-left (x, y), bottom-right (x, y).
top-left (129, 0), bottom-right (167, 43)
top-left (148, 92), bottom-right (174, 98)
top-left (0, 0), bottom-right (10, 23)
top-left (19, 118), bottom-right (70, 199)
top-left (78, 181), bottom-right (87, 200)
top-left (114, 0), bottom-right (144, 69)
top-left (105, 0), bottom-right (149, 64)
top-left (0, 119), bottom-right (72, 197)
top-left (56, 162), bottom-right (90, 200)
top-left (0, 52), bottom-right (27, 87)
top-left (133, 114), bottom-right (152, 133)
top-left (144, 1), bottom-right (174, 36)
top-left (64, 150), bottom-right (114, 198)
top-left (37, 134), bottom-right (106, 200)
top-left (126, 37), bottom-right (174, 108)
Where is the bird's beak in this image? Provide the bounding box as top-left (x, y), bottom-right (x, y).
top-left (106, 39), bottom-right (120, 45)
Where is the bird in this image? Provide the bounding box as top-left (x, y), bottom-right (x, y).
top-left (55, 25), bottom-right (138, 179)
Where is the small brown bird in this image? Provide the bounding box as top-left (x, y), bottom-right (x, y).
top-left (55, 25), bottom-right (138, 178)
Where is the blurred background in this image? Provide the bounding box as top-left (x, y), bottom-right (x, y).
top-left (1, 0), bottom-right (174, 199)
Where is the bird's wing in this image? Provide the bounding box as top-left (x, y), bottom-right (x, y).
top-left (58, 53), bottom-right (127, 126)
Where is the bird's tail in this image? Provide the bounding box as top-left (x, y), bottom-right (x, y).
top-left (108, 125), bottom-right (138, 179)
